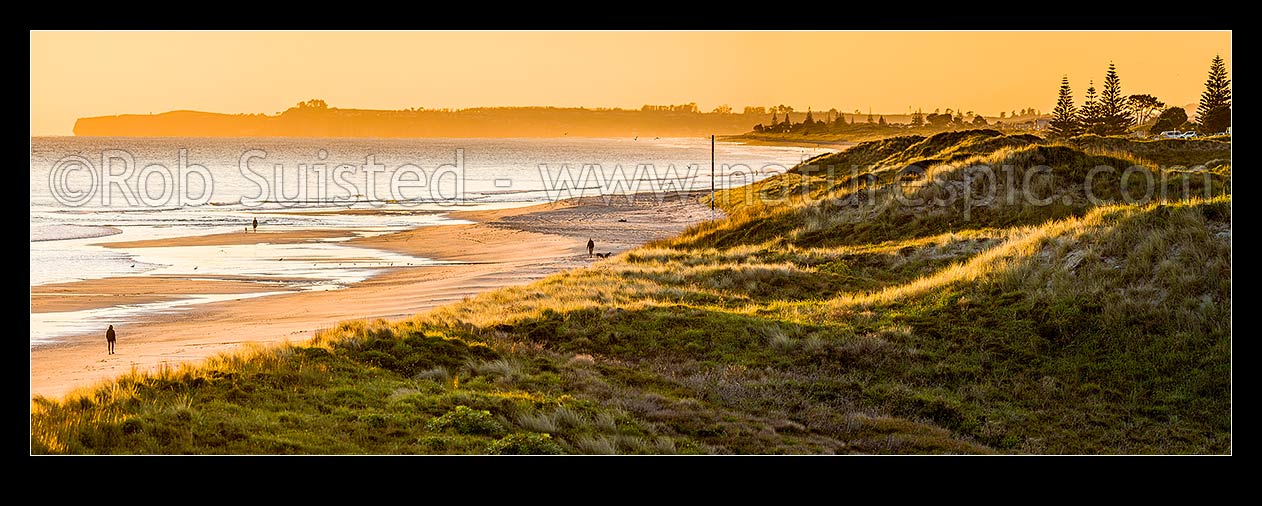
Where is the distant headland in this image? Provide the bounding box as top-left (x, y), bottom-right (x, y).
top-left (73, 100), bottom-right (768, 138)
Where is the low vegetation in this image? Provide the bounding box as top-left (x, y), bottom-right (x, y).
top-left (32, 131), bottom-right (1231, 454)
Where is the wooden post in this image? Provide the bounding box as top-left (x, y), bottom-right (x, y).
top-left (710, 134), bottom-right (715, 220)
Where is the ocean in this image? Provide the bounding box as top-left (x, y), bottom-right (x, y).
top-left (30, 136), bottom-right (817, 343)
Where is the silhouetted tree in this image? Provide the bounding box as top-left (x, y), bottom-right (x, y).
top-left (972, 115), bottom-right (988, 126)
top-left (1200, 107), bottom-right (1231, 134)
top-left (926, 113), bottom-right (953, 127)
top-left (1080, 81), bottom-right (1103, 135)
top-left (911, 108), bottom-right (925, 127)
top-left (1097, 63), bottom-right (1133, 135)
top-left (1196, 55), bottom-right (1231, 134)
top-left (1049, 75), bottom-right (1082, 138)
top-left (304, 99), bottom-right (328, 109)
top-left (1148, 107), bottom-right (1189, 135)
top-left (878, 115), bottom-right (887, 126)
top-left (1126, 94), bottom-right (1165, 124)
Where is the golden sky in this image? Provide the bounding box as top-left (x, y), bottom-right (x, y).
top-left (30, 31), bottom-right (1230, 135)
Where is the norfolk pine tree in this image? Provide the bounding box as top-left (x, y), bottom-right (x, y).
top-left (1097, 63), bottom-right (1134, 136)
top-left (1049, 75), bottom-right (1082, 137)
top-left (1196, 55), bottom-right (1231, 134)
top-left (1080, 81), bottom-right (1103, 135)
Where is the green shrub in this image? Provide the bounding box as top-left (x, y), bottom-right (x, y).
top-left (485, 433), bottom-right (564, 455)
top-left (426, 405), bottom-right (505, 435)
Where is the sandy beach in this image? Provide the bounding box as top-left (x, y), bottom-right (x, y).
top-left (97, 229), bottom-right (359, 249)
top-left (30, 192), bottom-right (714, 400)
top-left (31, 276), bottom-right (293, 313)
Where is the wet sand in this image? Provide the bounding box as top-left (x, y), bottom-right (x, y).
top-left (97, 229), bottom-right (358, 249)
top-left (31, 276), bottom-right (294, 313)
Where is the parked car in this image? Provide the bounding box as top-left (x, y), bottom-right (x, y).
top-left (1158, 131), bottom-right (1196, 139)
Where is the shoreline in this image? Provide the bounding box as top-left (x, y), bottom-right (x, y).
top-left (30, 191), bottom-right (716, 400)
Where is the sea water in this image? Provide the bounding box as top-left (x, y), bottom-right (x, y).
top-left (30, 136), bottom-right (816, 343)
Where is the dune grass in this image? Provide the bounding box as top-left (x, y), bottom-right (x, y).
top-left (32, 130), bottom-right (1231, 454)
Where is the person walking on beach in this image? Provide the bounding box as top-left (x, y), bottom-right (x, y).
top-left (587, 238), bottom-right (595, 258)
top-left (252, 217), bottom-right (258, 233)
top-left (106, 325), bottom-right (116, 355)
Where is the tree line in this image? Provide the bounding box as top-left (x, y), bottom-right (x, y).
top-left (751, 106), bottom-right (1003, 134)
top-left (749, 103), bottom-right (1051, 135)
top-left (1049, 55), bottom-right (1230, 138)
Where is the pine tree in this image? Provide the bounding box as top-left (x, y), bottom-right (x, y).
top-left (911, 108), bottom-right (925, 127)
top-left (1097, 62), bottom-right (1133, 135)
top-left (805, 109), bottom-right (815, 124)
top-left (1049, 75), bottom-right (1081, 138)
top-left (1080, 81), bottom-right (1102, 135)
top-left (878, 115), bottom-right (886, 126)
top-left (1196, 54), bottom-right (1231, 134)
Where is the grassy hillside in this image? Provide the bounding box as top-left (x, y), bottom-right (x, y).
top-left (32, 131), bottom-right (1231, 454)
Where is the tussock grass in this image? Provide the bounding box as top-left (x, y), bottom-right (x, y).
top-left (1068, 134), bottom-right (1232, 167)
